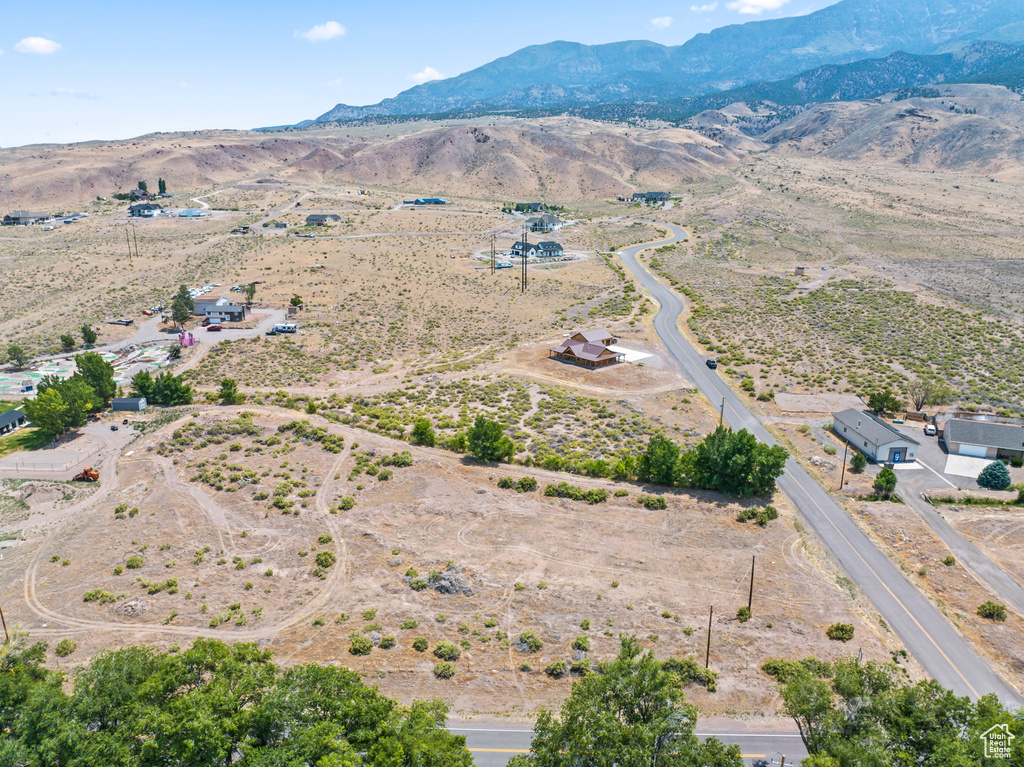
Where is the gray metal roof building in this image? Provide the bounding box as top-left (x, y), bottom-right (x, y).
top-left (944, 419), bottom-right (1024, 459)
top-left (833, 408), bottom-right (919, 463)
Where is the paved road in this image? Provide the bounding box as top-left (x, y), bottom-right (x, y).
top-left (618, 222), bottom-right (1022, 707)
top-left (450, 725), bottom-right (807, 767)
top-left (884, 424), bottom-right (1024, 618)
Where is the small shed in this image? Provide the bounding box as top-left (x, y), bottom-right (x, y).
top-left (795, 266), bottom-right (806, 275)
top-left (833, 409), bottom-right (918, 463)
top-left (112, 397), bottom-right (147, 411)
top-left (0, 410), bottom-right (27, 435)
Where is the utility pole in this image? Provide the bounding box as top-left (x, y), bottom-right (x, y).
top-left (0, 603), bottom-right (8, 643)
top-left (490, 233), bottom-right (496, 275)
top-left (125, 225), bottom-right (133, 261)
top-left (748, 555), bottom-right (755, 612)
top-left (839, 440), bottom-right (849, 490)
top-left (521, 224), bottom-right (528, 293)
top-left (704, 605), bottom-right (713, 668)
top-left (132, 223), bottom-right (139, 259)
top-left (719, 396), bottom-right (726, 428)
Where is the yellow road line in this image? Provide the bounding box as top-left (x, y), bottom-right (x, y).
top-left (788, 470), bottom-right (980, 698)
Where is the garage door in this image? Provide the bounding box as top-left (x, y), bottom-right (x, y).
top-left (959, 443), bottom-right (989, 458)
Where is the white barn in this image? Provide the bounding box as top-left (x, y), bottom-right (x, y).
top-left (833, 408), bottom-right (919, 464)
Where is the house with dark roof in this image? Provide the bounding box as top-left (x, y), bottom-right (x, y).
top-left (112, 397), bottom-right (147, 411)
top-left (193, 295), bottom-right (250, 323)
top-left (549, 339), bottom-right (625, 369)
top-left (0, 410), bottom-right (27, 435)
top-left (129, 189), bottom-right (151, 201)
top-left (833, 409), bottom-right (919, 463)
top-left (305, 214), bottom-right (341, 226)
top-left (510, 241), bottom-right (563, 258)
top-left (633, 192), bottom-right (670, 203)
top-left (128, 203), bottom-right (163, 218)
top-left (3, 211), bottom-right (49, 226)
top-left (570, 328), bottom-right (616, 346)
top-left (527, 213), bottom-right (563, 233)
top-left (944, 419), bottom-right (1024, 460)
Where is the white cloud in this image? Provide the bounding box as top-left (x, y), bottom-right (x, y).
top-left (15, 37), bottom-right (62, 54)
top-left (651, 16), bottom-right (673, 29)
top-left (328, 78), bottom-right (344, 86)
top-left (409, 66), bottom-right (443, 85)
top-left (726, 0), bottom-right (790, 14)
top-left (690, 2), bottom-right (718, 11)
top-left (51, 87), bottom-right (98, 100)
top-left (297, 21), bottom-right (346, 42)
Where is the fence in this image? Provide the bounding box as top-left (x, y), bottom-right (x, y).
top-left (0, 445), bottom-right (100, 474)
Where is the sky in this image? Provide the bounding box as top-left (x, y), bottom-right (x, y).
top-left (0, 0), bottom-right (838, 148)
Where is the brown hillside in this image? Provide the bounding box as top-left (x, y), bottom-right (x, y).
top-left (762, 84), bottom-right (1024, 180)
top-left (0, 118), bottom-right (738, 209)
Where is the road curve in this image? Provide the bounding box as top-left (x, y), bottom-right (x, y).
top-left (618, 222), bottom-right (1022, 707)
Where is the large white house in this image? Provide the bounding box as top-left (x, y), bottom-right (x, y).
top-left (833, 408), bottom-right (919, 463)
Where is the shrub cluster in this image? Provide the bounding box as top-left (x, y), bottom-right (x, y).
top-left (761, 657), bottom-right (833, 683)
top-left (661, 657), bottom-right (717, 691)
top-left (977, 601), bottom-right (1007, 621)
top-left (277, 420), bottom-right (345, 453)
top-left (826, 623), bottom-right (855, 642)
top-left (637, 494), bottom-right (667, 510)
top-left (544, 483), bottom-right (608, 504)
top-left (736, 505), bottom-right (779, 526)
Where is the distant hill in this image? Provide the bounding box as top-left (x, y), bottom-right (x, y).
top-left (760, 83), bottom-right (1024, 177)
top-left (302, 0), bottom-right (1024, 124)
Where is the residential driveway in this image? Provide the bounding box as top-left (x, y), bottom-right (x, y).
top-left (944, 454), bottom-right (992, 479)
top-left (888, 421), bottom-right (976, 491)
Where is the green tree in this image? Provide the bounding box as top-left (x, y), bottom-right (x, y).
top-left (158, 178), bottom-right (167, 195)
top-left (60, 334), bottom-right (76, 352)
top-left (778, 657), bottom-right (1018, 765)
top-left (637, 433), bottom-right (680, 485)
top-left (289, 294), bottom-right (304, 307)
top-left (81, 323), bottom-right (98, 346)
top-left (411, 418), bottom-right (436, 447)
top-left (174, 285), bottom-right (195, 313)
top-left (170, 298), bottom-right (191, 329)
top-left (509, 635), bottom-right (742, 767)
top-left (5, 344), bottom-right (29, 368)
top-left (151, 372), bottom-right (193, 406)
top-left (75, 351), bottom-right (116, 407)
top-left (57, 377), bottom-right (97, 428)
top-left (131, 371), bottom-right (155, 401)
top-left (873, 466), bottom-right (898, 498)
top-left (242, 283), bottom-right (256, 305)
top-left (137, 180), bottom-right (148, 193)
top-left (850, 452), bottom-right (868, 472)
top-left (678, 426), bottom-right (789, 497)
top-left (218, 378), bottom-right (244, 405)
top-left (466, 415), bottom-right (514, 463)
top-left (867, 388), bottom-right (902, 416)
top-left (23, 388), bottom-right (68, 438)
top-left (977, 461), bottom-right (1011, 491)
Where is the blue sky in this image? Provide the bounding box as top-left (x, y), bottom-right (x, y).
top-left (0, 0), bottom-right (837, 148)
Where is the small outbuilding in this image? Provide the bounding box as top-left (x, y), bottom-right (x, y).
top-left (111, 397), bottom-right (147, 411)
top-left (833, 408), bottom-right (919, 463)
top-left (0, 410), bottom-right (28, 435)
top-left (943, 419), bottom-right (1024, 460)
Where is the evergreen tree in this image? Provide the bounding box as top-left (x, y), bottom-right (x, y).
top-left (81, 324), bottom-right (98, 346)
top-left (60, 334), bottom-right (76, 352)
top-left (467, 415), bottom-right (514, 462)
top-left (75, 352), bottom-right (116, 407)
top-left (411, 418), bottom-right (436, 447)
top-left (977, 461), bottom-right (1012, 491)
top-left (637, 433), bottom-right (680, 485)
top-left (157, 178), bottom-right (167, 195)
top-left (5, 344), bottom-right (29, 368)
top-left (218, 378), bottom-right (244, 405)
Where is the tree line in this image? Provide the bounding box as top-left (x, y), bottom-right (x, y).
top-left (0, 637), bottom-right (472, 767)
top-left (411, 415), bottom-right (790, 497)
top-left (19, 352), bottom-right (193, 439)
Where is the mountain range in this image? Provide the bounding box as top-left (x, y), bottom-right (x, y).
top-left (302, 0), bottom-right (1024, 125)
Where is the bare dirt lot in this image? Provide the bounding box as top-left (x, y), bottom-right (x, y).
top-left (0, 407), bottom-right (909, 720)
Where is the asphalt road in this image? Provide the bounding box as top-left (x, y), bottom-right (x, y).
top-left (617, 222), bottom-right (1022, 707)
top-left (450, 726), bottom-right (807, 767)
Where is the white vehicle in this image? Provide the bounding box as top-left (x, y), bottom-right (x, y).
top-left (268, 323), bottom-right (297, 335)
top-left (924, 423), bottom-right (937, 436)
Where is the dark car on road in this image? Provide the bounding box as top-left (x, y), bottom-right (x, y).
top-left (207, 325), bottom-right (222, 332)
top-left (706, 359), bottom-right (718, 369)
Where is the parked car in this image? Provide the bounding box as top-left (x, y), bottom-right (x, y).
top-left (110, 425), bottom-right (118, 431)
top-left (207, 324), bottom-right (222, 332)
top-left (924, 424), bottom-right (937, 436)
top-left (706, 359), bottom-right (718, 369)
top-left (201, 318), bottom-right (212, 327)
top-left (142, 309), bottom-right (154, 316)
